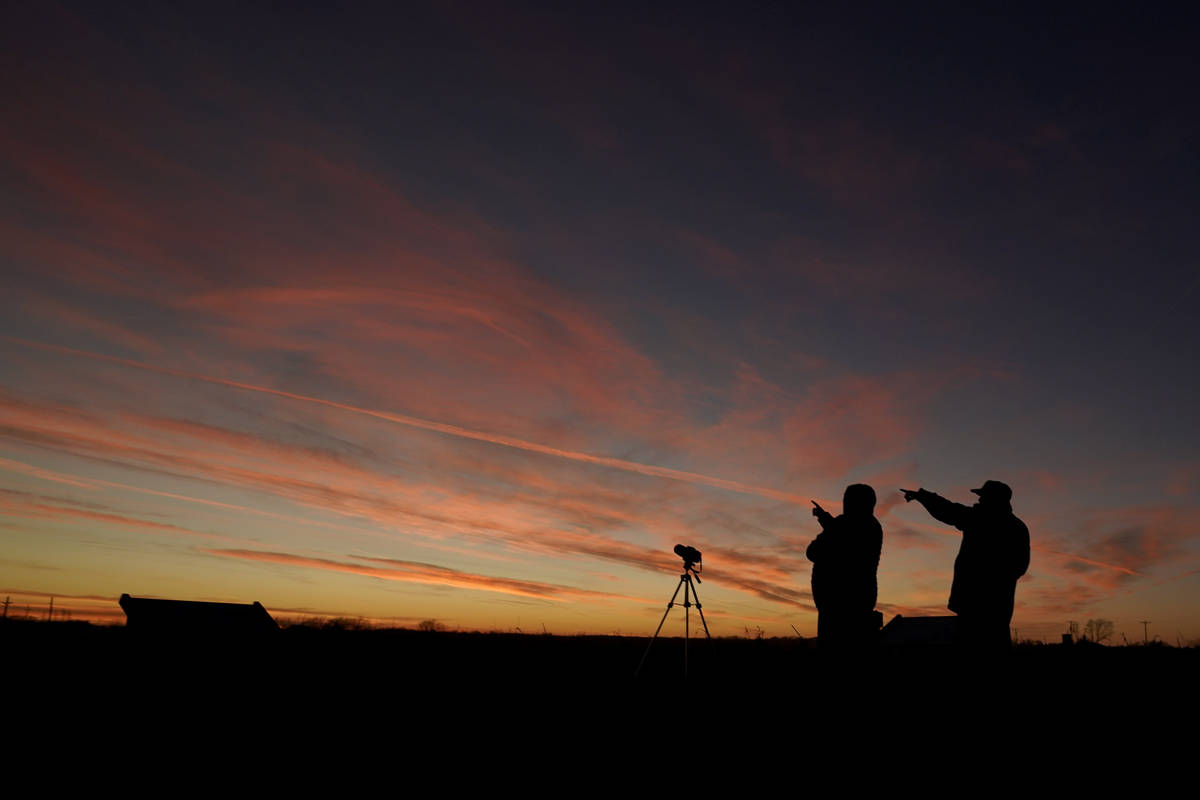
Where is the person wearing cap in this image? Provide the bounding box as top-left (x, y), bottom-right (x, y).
top-left (902, 481), bottom-right (1030, 648)
top-left (807, 483), bottom-right (884, 649)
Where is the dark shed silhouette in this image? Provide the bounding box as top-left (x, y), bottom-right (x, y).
top-left (119, 593), bottom-right (278, 634)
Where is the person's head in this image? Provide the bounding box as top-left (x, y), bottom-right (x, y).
top-left (843, 483), bottom-right (876, 515)
top-left (971, 480), bottom-right (1013, 511)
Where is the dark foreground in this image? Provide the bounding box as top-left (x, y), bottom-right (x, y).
top-left (7, 617), bottom-right (1196, 772)
top-left (7, 617), bottom-right (1196, 691)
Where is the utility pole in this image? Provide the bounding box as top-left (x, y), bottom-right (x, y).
top-left (47, 596), bottom-right (53, 622)
top-left (2, 596), bottom-right (9, 618)
top-left (1140, 620), bottom-right (1151, 644)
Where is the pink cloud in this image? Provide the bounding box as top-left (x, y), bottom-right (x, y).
top-left (208, 548), bottom-right (639, 602)
top-left (0, 490), bottom-right (203, 538)
top-left (0, 387), bottom-right (824, 610)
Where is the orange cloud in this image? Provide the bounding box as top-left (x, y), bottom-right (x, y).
top-left (207, 548), bottom-right (638, 602)
top-left (0, 488), bottom-right (220, 540)
top-left (0, 456), bottom-right (98, 488)
top-left (0, 395), bottom-right (820, 612)
top-left (7, 388), bottom-right (1154, 621)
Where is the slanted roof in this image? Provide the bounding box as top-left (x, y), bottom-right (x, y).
top-left (879, 614), bottom-right (958, 646)
top-left (119, 593), bottom-right (278, 633)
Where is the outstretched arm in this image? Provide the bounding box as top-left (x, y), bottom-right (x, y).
top-left (902, 488), bottom-right (972, 530)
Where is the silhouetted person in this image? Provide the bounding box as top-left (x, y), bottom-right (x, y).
top-left (902, 480), bottom-right (1030, 649)
top-left (806, 484), bottom-right (883, 649)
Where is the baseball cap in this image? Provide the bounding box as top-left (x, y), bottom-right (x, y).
top-left (971, 480), bottom-right (1012, 502)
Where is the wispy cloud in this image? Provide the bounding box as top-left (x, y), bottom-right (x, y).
top-left (207, 548), bottom-right (640, 602)
top-left (0, 487), bottom-right (220, 540)
top-left (3, 337), bottom-right (812, 504)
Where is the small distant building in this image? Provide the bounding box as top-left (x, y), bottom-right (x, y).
top-left (119, 594), bottom-right (278, 634)
top-left (879, 614), bottom-right (958, 646)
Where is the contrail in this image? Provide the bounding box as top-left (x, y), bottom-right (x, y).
top-left (2, 336), bottom-right (810, 504)
top-left (1115, 564), bottom-right (1200, 597)
top-left (1037, 547), bottom-right (1143, 577)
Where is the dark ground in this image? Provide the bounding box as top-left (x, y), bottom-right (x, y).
top-left (6, 616), bottom-right (1196, 691)
top-left (5, 617), bottom-right (1193, 772)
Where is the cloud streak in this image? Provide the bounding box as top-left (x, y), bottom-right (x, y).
top-left (207, 548), bottom-right (639, 603)
top-left (3, 336), bottom-right (812, 504)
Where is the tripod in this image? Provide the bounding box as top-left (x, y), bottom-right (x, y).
top-left (635, 561), bottom-right (711, 677)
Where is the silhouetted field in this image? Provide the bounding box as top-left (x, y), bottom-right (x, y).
top-left (8, 616), bottom-right (1198, 765)
top-left (11, 616), bottom-right (1190, 775)
top-left (6, 617), bottom-right (1195, 696)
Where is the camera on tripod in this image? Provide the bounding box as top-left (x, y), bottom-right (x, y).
top-left (673, 543), bottom-right (702, 575)
top-left (637, 544), bottom-right (711, 677)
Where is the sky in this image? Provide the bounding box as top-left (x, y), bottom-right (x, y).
top-left (1, 1), bottom-right (1197, 641)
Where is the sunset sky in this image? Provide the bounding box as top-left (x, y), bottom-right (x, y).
top-left (2, 2), bottom-right (1197, 641)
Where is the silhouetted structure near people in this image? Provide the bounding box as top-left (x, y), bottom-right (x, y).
top-left (902, 481), bottom-right (1030, 649)
top-left (119, 594), bottom-right (278, 635)
top-left (807, 484), bottom-right (883, 648)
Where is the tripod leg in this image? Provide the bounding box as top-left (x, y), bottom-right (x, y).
top-left (635, 577), bottom-right (685, 677)
top-left (683, 576), bottom-right (690, 678)
top-left (689, 578), bottom-right (713, 640)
